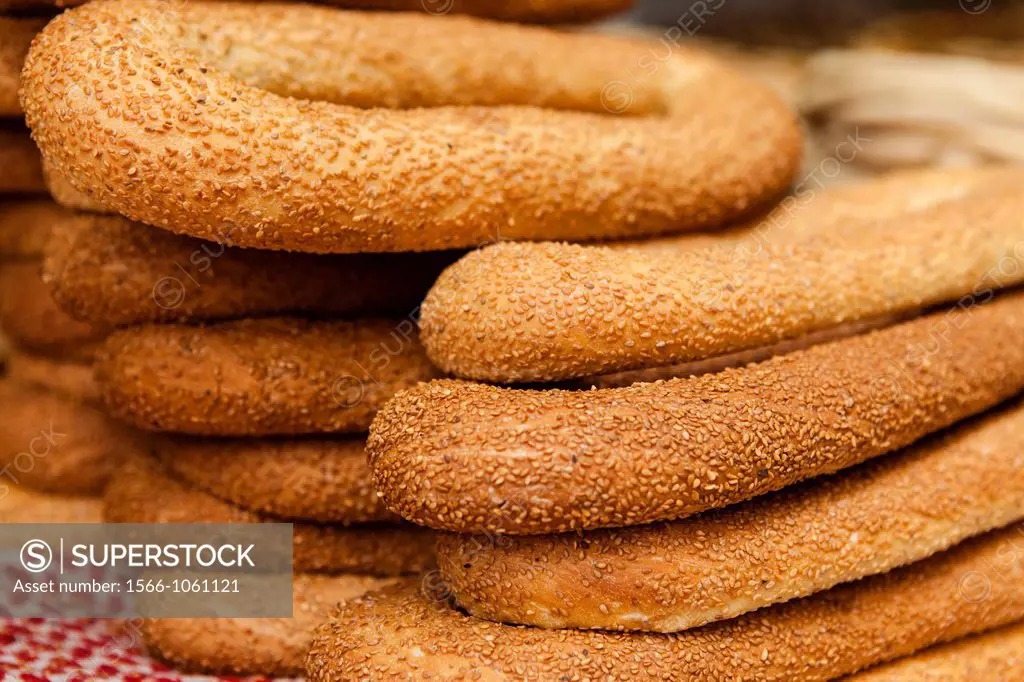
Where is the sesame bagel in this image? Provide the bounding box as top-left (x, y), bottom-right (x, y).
top-left (96, 316), bottom-right (440, 436)
top-left (22, 0), bottom-right (800, 253)
top-left (0, 380), bottom-right (137, 496)
top-left (0, 200), bottom-right (66, 260)
top-left (0, 126), bottom-right (43, 195)
top-left (0, 262), bottom-right (108, 358)
top-left (104, 455), bottom-right (434, 575)
top-left (43, 212), bottom-right (455, 327)
top-left (0, 18), bottom-right (44, 116)
top-left (371, 292), bottom-right (1024, 535)
top-left (141, 573), bottom-right (399, 677)
top-left (0, 484), bottom-right (102, 523)
top-left (153, 435), bottom-right (395, 524)
top-left (421, 173), bottom-right (1024, 382)
top-left (438, 400), bottom-right (1024, 631)
top-left (307, 521), bottom-right (1024, 682)
top-left (6, 350), bottom-right (98, 402)
top-left (846, 622), bottom-right (1024, 682)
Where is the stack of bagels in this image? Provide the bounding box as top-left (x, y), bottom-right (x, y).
top-left (340, 165), bottom-right (1024, 681)
top-left (0, 6), bottom-right (127, 518)
top-left (16, 0), bottom-right (1024, 680)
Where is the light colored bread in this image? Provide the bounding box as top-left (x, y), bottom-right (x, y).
top-left (438, 400), bottom-right (1024, 631)
top-left (308, 521), bottom-right (1024, 681)
top-left (371, 292), bottom-right (1024, 535)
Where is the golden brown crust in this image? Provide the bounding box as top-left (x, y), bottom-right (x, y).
top-left (438, 400), bottom-right (1024, 631)
top-left (154, 435), bottom-right (396, 524)
top-left (0, 200), bottom-right (67, 260)
top-left (141, 573), bottom-right (400, 677)
top-left (0, 262), bottom-right (109, 358)
top-left (22, 0), bottom-right (800, 253)
top-left (96, 317), bottom-right (441, 437)
top-left (0, 484), bottom-right (102, 522)
top-left (104, 455), bottom-right (435, 576)
top-left (421, 173), bottom-right (1024, 382)
top-left (0, 126), bottom-right (44, 195)
top-left (0, 380), bottom-right (137, 496)
top-left (43, 212), bottom-right (455, 326)
top-left (0, 18), bottom-right (45, 116)
top-left (845, 622), bottom-right (1024, 681)
top-left (5, 349), bottom-right (97, 402)
top-left (371, 293), bottom-right (1024, 534)
top-left (309, 521), bottom-right (1024, 681)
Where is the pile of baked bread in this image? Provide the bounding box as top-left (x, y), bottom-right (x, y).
top-left (8, 0), bottom-right (1024, 679)
top-left (0, 11), bottom-right (129, 518)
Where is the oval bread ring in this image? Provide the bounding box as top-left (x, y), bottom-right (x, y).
top-left (43, 212), bottom-right (456, 327)
top-left (0, 200), bottom-right (68, 260)
top-left (438, 399), bottom-right (1024, 631)
top-left (421, 170), bottom-right (1024, 382)
top-left (307, 521), bottom-right (1024, 682)
top-left (0, 484), bottom-right (102, 523)
top-left (153, 435), bottom-right (396, 524)
top-left (5, 350), bottom-right (98, 403)
top-left (371, 292), bottom-right (1024, 535)
top-left (96, 317), bottom-right (441, 436)
top-left (0, 380), bottom-right (137, 496)
top-left (22, 0), bottom-right (800, 254)
top-left (847, 622), bottom-right (1024, 682)
top-left (104, 455), bottom-right (435, 576)
top-left (0, 0), bottom-right (631, 22)
top-left (0, 262), bottom-right (109, 358)
top-left (0, 18), bottom-right (44, 116)
top-left (140, 573), bottom-right (400, 677)
top-left (0, 126), bottom-right (44, 195)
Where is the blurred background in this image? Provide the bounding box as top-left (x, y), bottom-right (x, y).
top-left (616, 0), bottom-right (1022, 182)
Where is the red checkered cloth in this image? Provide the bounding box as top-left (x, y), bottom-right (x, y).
top-left (0, 618), bottom-right (288, 682)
